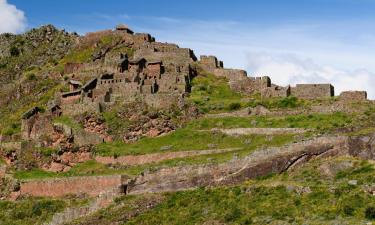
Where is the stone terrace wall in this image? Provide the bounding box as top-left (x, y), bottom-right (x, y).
top-left (339, 91), bottom-right (367, 102)
top-left (20, 175), bottom-right (123, 197)
top-left (144, 93), bottom-right (182, 109)
top-left (291, 84), bottom-right (334, 99)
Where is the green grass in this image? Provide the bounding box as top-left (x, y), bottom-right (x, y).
top-left (60, 47), bottom-right (94, 64)
top-left (189, 71), bottom-right (244, 113)
top-left (0, 196), bottom-right (91, 225)
top-left (13, 160), bottom-right (130, 180)
top-left (188, 112), bottom-right (353, 132)
top-left (0, 197), bottom-right (66, 225)
top-left (52, 115), bottom-right (82, 130)
top-left (247, 96), bottom-right (307, 109)
top-left (120, 157), bottom-right (375, 225)
top-left (15, 133), bottom-right (296, 180)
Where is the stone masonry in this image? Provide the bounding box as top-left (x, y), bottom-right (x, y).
top-left (198, 55), bottom-right (351, 99)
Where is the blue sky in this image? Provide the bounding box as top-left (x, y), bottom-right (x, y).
top-left (3, 0), bottom-right (375, 98)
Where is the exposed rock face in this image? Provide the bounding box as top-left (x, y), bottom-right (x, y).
top-left (348, 134), bottom-right (375, 160)
top-left (127, 136), bottom-right (349, 194)
top-left (83, 116), bottom-right (111, 142)
top-left (18, 133), bottom-right (375, 199)
top-left (123, 112), bottom-right (176, 143)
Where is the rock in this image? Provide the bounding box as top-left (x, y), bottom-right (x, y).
top-left (74, 130), bottom-right (104, 146)
top-left (250, 120), bottom-right (257, 127)
top-left (9, 191), bottom-right (20, 201)
top-left (160, 145), bottom-right (173, 151)
top-left (60, 152), bottom-right (74, 165)
top-left (0, 165), bottom-right (6, 178)
top-left (63, 166), bottom-right (72, 172)
top-left (348, 180), bottom-right (358, 186)
top-left (49, 162), bottom-right (65, 172)
top-left (319, 160), bottom-right (354, 178)
top-left (78, 152), bottom-right (91, 163)
top-left (243, 139), bottom-right (252, 145)
top-left (147, 128), bottom-right (161, 138)
top-left (148, 112), bottom-right (159, 119)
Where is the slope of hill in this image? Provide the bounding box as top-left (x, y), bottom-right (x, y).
top-left (0, 24), bottom-right (374, 225)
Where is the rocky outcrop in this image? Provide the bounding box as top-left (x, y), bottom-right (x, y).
top-left (83, 116), bottom-right (112, 142)
top-left (18, 133), bottom-right (375, 199)
top-left (123, 112), bottom-right (176, 143)
top-left (127, 136), bottom-right (349, 194)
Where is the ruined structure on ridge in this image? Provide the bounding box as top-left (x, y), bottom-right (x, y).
top-left (198, 55), bottom-right (368, 100)
top-left (56, 24), bottom-right (198, 115)
top-left (19, 25), bottom-right (369, 144)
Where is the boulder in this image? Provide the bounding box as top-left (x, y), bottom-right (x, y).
top-left (49, 162), bottom-right (65, 172)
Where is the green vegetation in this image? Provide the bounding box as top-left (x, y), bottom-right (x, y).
top-left (189, 72), bottom-right (244, 113)
top-left (60, 47), bottom-right (94, 64)
top-left (66, 157), bottom-right (375, 225)
top-left (15, 133), bottom-right (296, 180)
top-left (0, 198), bottom-right (65, 224)
top-left (247, 96), bottom-right (306, 109)
top-left (14, 160), bottom-right (130, 180)
top-left (188, 112), bottom-right (353, 132)
top-left (0, 196), bottom-right (91, 225)
top-left (53, 115), bottom-right (82, 130)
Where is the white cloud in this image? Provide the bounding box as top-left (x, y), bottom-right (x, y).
top-left (0, 0), bottom-right (26, 34)
top-left (246, 52), bottom-right (375, 98)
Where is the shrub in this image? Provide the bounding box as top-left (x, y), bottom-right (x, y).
top-left (26, 73), bottom-right (37, 81)
top-left (228, 102), bottom-right (241, 111)
top-left (10, 46), bottom-right (20, 56)
top-left (365, 207), bottom-right (375, 220)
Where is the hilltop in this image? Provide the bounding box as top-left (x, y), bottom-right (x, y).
top-left (0, 24), bottom-right (374, 225)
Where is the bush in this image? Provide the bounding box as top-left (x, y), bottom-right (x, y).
top-left (228, 102), bottom-right (241, 111)
top-left (365, 207), bottom-right (375, 220)
top-left (10, 46), bottom-right (20, 56)
top-left (26, 73), bottom-right (37, 81)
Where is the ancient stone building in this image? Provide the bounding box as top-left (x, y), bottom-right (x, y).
top-left (290, 84), bottom-right (334, 99)
top-left (198, 55), bottom-right (341, 99)
top-left (115, 24), bottom-right (134, 34)
top-left (21, 107), bottom-right (53, 141)
top-left (68, 80), bottom-right (82, 91)
top-left (339, 91), bottom-right (367, 102)
top-left (55, 25), bottom-right (198, 112)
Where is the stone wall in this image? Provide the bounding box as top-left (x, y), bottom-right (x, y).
top-left (144, 93), bottom-right (182, 109)
top-left (290, 84), bottom-right (334, 99)
top-left (64, 63), bottom-right (84, 74)
top-left (21, 114), bottom-right (54, 141)
top-left (339, 91), bottom-right (367, 102)
top-left (20, 175), bottom-right (123, 197)
top-left (261, 85), bottom-right (290, 98)
top-left (61, 102), bottom-right (100, 116)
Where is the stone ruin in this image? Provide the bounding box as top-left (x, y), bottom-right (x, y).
top-left (198, 55), bottom-right (367, 101)
top-left (19, 25), bottom-right (369, 146)
top-left (55, 25), bottom-right (197, 116)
